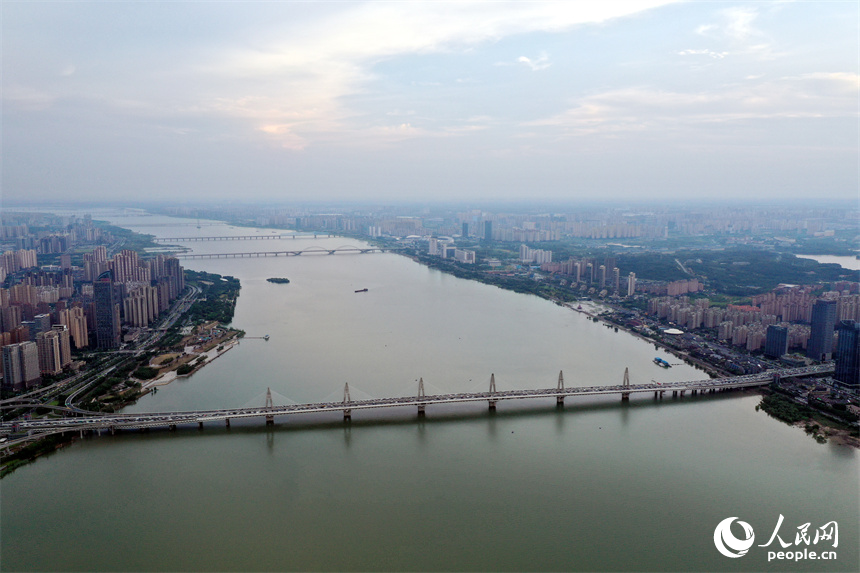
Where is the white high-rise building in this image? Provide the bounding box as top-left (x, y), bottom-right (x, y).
top-left (627, 272), bottom-right (637, 297)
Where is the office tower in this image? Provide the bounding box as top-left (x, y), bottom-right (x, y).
top-left (36, 330), bottom-right (63, 375)
top-left (599, 265), bottom-right (607, 289)
top-left (483, 220), bottom-right (493, 242)
top-left (613, 267), bottom-right (621, 294)
top-left (834, 320), bottom-right (859, 388)
top-left (764, 325), bottom-right (789, 358)
top-left (627, 272), bottom-right (636, 297)
top-left (94, 271), bottom-right (121, 349)
top-left (2, 341), bottom-right (41, 389)
top-left (807, 299), bottom-right (837, 361)
top-left (462, 222), bottom-right (469, 238)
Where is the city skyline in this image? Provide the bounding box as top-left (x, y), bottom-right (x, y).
top-left (3, 1), bottom-right (857, 204)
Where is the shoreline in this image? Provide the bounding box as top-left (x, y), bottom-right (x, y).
top-left (140, 336), bottom-right (241, 394)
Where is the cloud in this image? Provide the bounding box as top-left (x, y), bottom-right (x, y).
top-left (127, 1), bottom-right (676, 148)
top-left (678, 49), bottom-right (729, 59)
top-left (525, 73), bottom-right (860, 138)
top-left (517, 52), bottom-right (552, 71)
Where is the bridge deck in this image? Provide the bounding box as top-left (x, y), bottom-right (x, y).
top-left (1, 365), bottom-right (831, 434)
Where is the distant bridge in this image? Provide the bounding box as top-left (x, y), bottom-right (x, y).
top-left (174, 246), bottom-right (400, 259)
top-left (0, 365), bottom-right (832, 437)
top-left (153, 233), bottom-right (333, 242)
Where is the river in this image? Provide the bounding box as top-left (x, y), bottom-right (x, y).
top-left (2, 212), bottom-right (857, 572)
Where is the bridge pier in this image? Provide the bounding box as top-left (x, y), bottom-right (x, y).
top-left (169, 424), bottom-right (177, 431)
top-left (621, 367), bottom-right (630, 401)
top-left (225, 418), bottom-right (230, 428)
top-left (198, 421), bottom-right (204, 430)
top-left (417, 378), bottom-right (426, 416)
top-left (344, 383), bottom-right (352, 422)
top-left (556, 371), bottom-right (565, 406)
top-left (672, 391), bottom-right (677, 398)
top-left (680, 390), bottom-right (686, 397)
top-left (488, 373), bottom-right (497, 411)
top-left (265, 387), bottom-right (275, 425)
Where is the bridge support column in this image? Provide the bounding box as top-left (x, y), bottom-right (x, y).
top-left (418, 377), bottom-right (426, 416)
top-left (225, 418), bottom-right (230, 428)
top-left (654, 391), bottom-right (658, 399)
top-left (198, 421), bottom-right (204, 430)
top-left (110, 427), bottom-right (115, 435)
top-left (556, 371), bottom-right (565, 406)
top-left (265, 387), bottom-right (275, 425)
top-left (343, 383), bottom-right (352, 422)
top-left (621, 367), bottom-right (630, 402)
top-left (488, 373), bottom-right (497, 411)
top-left (672, 391), bottom-right (677, 398)
top-left (169, 424), bottom-right (177, 431)
top-left (659, 391), bottom-right (664, 399)
top-left (680, 390), bottom-right (686, 397)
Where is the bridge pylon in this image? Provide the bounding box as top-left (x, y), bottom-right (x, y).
top-left (621, 368), bottom-right (630, 401)
top-left (265, 387), bottom-right (274, 425)
top-left (488, 373), bottom-right (497, 411)
top-left (343, 383), bottom-right (352, 421)
top-left (417, 377), bottom-right (426, 416)
top-left (557, 370), bottom-right (565, 406)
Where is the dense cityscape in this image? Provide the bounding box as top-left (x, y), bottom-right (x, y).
top-left (1, 203), bottom-right (857, 453)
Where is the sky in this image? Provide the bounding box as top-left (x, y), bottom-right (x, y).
top-left (2, 1), bottom-right (858, 205)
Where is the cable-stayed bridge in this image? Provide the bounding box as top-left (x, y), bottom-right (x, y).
top-left (174, 246), bottom-right (401, 259)
top-left (1, 365), bottom-right (831, 437)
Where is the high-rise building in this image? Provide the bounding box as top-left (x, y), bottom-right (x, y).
top-left (765, 325), bottom-right (789, 358)
top-left (2, 341), bottom-right (41, 389)
top-left (94, 271), bottom-right (121, 350)
top-left (627, 272), bottom-right (636, 297)
top-left (36, 330), bottom-right (63, 375)
top-left (59, 306), bottom-right (89, 349)
top-left (33, 313), bottom-right (52, 336)
top-left (461, 222), bottom-right (469, 238)
top-left (807, 299), bottom-right (837, 361)
top-left (613, 267), bottom-right (620, 294)
top-left (483, 220), bottom-right (493, 243)
top-left (51, 324), bottom-right (73, 367)
top-left (834, 320), bottom-right (859, 388)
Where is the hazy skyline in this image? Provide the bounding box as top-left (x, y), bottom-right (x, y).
top-left (3, 1), bottom-right (858, 204)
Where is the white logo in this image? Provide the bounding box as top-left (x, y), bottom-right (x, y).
top-left (714, 517), bottom-right (756, 558)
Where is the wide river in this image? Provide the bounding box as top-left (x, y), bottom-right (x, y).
top-left (2, 213), bottom-right (857, 572)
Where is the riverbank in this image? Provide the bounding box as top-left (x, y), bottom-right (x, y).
top-left (141, 336), bottom-right (240, 393)
top-left (756, 389), bottom-right (859, 448)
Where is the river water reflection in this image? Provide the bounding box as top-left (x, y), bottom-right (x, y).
top-left (2, 213), bottom-right (857, 572)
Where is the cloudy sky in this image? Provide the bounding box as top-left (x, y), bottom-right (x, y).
top-left (3, 1), bottom-right (857, 204)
